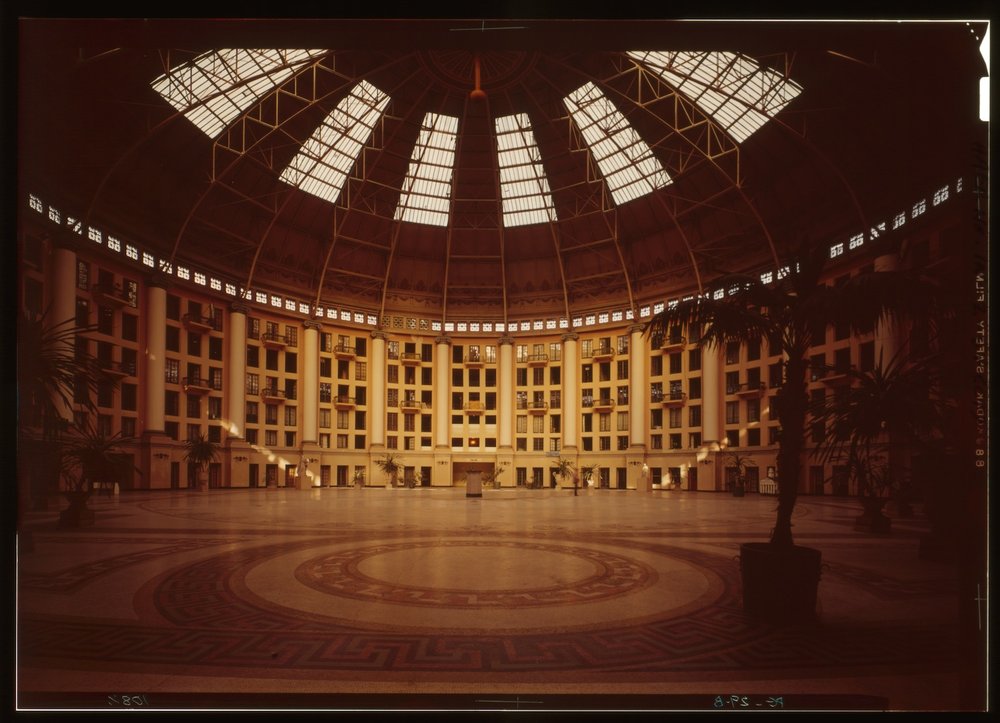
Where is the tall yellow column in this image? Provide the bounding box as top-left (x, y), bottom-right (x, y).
top-left (561, 333), bottom-right (579, 453)
top-left (875, 252), bottom-right (903, 365)
top-left (302, 322), bottom-right (320, 445)
top-left (498, 335), bottom-right (514, 450)
top-left (628, 323), bottom-right (647, 448)
top-left (144, 283), bottom-right (167, 434)
top-left (50, 241), bottom-right (77, 421)
top-left (434, 336), bottom-right (451, 449)
top-left (370, 330), bottom-right (387, 449)
top-left (226, 303), bottom-right (248, 439)
top-left (701, 335), bottom-right (722, 490)
top-left (142, 279), bottom-right (172, 489)
top-left (433, 335), bottom-right (452, 487)
top-left (628, 323), bottom-right (648, 490)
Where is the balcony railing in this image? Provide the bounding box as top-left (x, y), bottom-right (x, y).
top-left (182, 313), bottom-right (217, 333)
top-left (400, 352), bottom-right (422, 366)
top-left (656, 390), bottom-right (687, 406)
top-left (334, 343), bottom-right (356, 360)
top-left (183, 376), bottom-right (217, 394)
top-left (822, 364), bottom-right (854, 385)
top-left (733, 382), bottom-right (767, 397)
top-left (464, 400), bottom-right (486, 414)
top-left (92, 282), bottom-right (134, 307)
top-left (400, 399), bottom-right (425, 412)
top-left (261, 331), bottom-right (288, 348)
top-left (464, 353), bottom-right (489, 367)
top-left (588, 345), bottom-right (615, 361)
top-left (660, 335), bottom-right (687, 351)
top-left (261, 387), bottom-right (287, 402)
top-left (333, 395), bottom-right (356, 409)
top-left (587, 397), bottom-right (615, 412)
top-left (526, 353), bottom-right (549, 367)
top-left (98, 360), bottom-right (135, 378)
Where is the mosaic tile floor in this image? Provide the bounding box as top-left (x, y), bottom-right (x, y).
top-left (16, 487), bottom-right (976, 712)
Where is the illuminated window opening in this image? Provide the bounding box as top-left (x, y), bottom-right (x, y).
top-left (394, 112), bottom-right (458, 227)
top-left (151, 49), bottom-right (327, 138)
top-left (495, 113), bottom-right (558, 227)
top-left (628, 50), bottom-right (802, 143)
top-left (280, 80), bottom-right (390, 205)
top-left (564, 82), bottom-right (672, 205)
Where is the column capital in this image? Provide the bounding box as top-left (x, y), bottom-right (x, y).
top-left (371, 329), bottom-right (389, 341)
top-left (303, 320), bottom-right (323, 332)
top-left (628, 322), bottom-right (646, 335)
top-left (230, 302), bottom-right (251, 315)
top-left (561, 332), bottom-right (579, 343)
top-left (145, 270), bottom-right (173, 290)
top-left (498, 334), bottom-right (515, 346)
top-left (51, 230), bottom-right (80, 253)
top-left (434, 335), bottom-right (452, 346)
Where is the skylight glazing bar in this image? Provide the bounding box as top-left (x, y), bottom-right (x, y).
top-left (564, 82), bottom-right (672, 206)
top-left (495, 113), bottom-right (558, 227)
top-left (151, 49), bottom-right (327, 138)
top-left (627, 50), bottom-right (803, 144)
top-left (280, 80), bottom-right (391, 205)
top-left (394, 113), bottom-right (458, 227)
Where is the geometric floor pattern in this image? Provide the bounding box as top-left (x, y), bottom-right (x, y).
top-left (16, 486), bottom-right (974, 711)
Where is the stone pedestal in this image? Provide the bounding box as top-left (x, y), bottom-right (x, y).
top-left (466, 469), bottom-right (482, 498)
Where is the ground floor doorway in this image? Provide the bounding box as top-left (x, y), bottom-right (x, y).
top-left (452, 461), bottom-right (493, 487)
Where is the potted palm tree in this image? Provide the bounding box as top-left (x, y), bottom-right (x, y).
top-left (553, 457), bottom-right (576, 493)
top-left (375, 454), bottom-right (402, 488)
top-left (482, 461), bottom-right (508, 489)
top-left (183, 433), bottom-right (219, 490)
top-left (812, 349), bottom-right (950, 534)
top-left (58, 424), bottom-right (137, 527)
top-left (646, 241), bottom-right (942, 622)
top-left (18, 312), bottom-right (109, 541)
top-left (724, 450), bottom-right (758, 497)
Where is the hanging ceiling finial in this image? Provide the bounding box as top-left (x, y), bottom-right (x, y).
top-left (470, 53), bottom-right (487, 101)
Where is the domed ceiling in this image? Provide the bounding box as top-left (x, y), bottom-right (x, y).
top-left (18, 18), bottom-right (988, 327)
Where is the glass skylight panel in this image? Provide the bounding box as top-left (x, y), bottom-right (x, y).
top-left (394, 113), bottom-right (458, 227)
top-left (627, 50), bottom-right (802, 144)
top-left (495, 113), bottom-right (557, 227)
top-left (280, 80), bottom-right (390, 205)
top-left (564, 83), bottom-right (672, 206)
top-left (152, 49), bottom-right (327, 138)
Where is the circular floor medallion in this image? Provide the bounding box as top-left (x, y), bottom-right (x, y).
top-left (296, 539), bottom-right (654, 608)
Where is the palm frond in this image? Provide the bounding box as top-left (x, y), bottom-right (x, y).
top-left (17, 311), bottom-right (106, 430)
top-left (823, 267), bottom-right (948, 336)
top-left (183, 433), bottom-right (220, 467)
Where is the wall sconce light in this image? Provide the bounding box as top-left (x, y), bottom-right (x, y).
top-left (234, 455), bottom-right (248, 462)
top-left (153, 453), bottom-right (169, 460)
